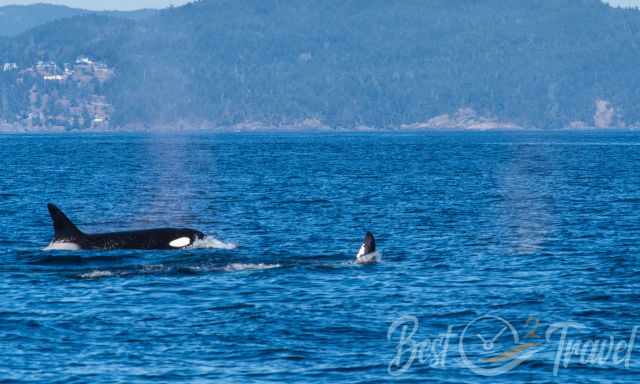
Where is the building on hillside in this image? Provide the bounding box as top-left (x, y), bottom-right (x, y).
top-left (2, 63), bottom-right (18, 72)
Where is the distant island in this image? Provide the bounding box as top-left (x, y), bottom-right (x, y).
top-left (1, 0), bottom-right (640, 132)
top-left (0, 4), bottom-right (156, 37)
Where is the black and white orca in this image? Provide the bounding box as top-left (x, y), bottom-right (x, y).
top-left (46, 203), bottom-right (205, 251)
top-left (356, 231), bottom-right (380, 264)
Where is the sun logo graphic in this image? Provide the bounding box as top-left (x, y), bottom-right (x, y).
top-left (458, 315), bottom-right (544, 376)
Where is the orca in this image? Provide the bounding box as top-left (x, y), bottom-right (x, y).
top-left (46, 203), bottom-right (205, 251)
top-left (356, 232), bottom-right (380, 264)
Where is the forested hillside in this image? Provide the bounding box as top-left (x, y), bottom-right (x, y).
top-left (0, 4), bottom-right (155, 37)
top-left (1, 0), bottom-right (640, 131)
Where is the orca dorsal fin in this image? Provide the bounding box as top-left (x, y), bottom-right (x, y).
top-left (48, 203), bottom-right (83, 241)
top-left (357, 231), bottom-right (376, 257)
top-left (363, 231), bottom-right (376, 254)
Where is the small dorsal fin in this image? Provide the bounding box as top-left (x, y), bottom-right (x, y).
top-left (363, 231), bottom-right (376, 254)
top-left (357, 232), bottom-right (376, 258)
top-left (48, 203), bottom-right (83, 241)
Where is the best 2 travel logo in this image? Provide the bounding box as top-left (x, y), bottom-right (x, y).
top-left (387, 314), bottom-right (638, 377)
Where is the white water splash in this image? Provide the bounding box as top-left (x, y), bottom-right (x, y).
top-left (191, 237), bottom-right (238, 250)
top-left (356, 251), bottom-right (382, 265)
top-left (79, 270), bottom-right (114, 279)
top-left (223, 263), bottom-right (281, 272)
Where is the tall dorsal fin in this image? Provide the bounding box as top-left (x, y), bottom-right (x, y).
top-left (48, 203), bottom-right (83, 241)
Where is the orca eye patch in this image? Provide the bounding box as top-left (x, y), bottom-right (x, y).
top-left (169, 237), bottom-right (191, 248)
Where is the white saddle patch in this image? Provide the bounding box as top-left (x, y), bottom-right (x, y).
top-left (44, 241), bottom-right (81, 251)
top-left (169, 237), bottom-right (191, 248)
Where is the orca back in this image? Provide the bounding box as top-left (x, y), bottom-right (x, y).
top-left (47, 203), bottom-right (205, 250)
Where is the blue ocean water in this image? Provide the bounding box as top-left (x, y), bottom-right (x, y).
top-left (1, 132), bottom-right (640, 383)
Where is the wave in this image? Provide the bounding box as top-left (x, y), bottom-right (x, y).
top-left (223, 263), bottom-right (281, 272)
top-left (78, 270), bottom-right (115, 279)
top-left (77, 262), bottom-right (281, 279)
top-left (190, 237), bottom-right (238, 250)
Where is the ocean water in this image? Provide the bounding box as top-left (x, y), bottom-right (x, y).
top-left (1, 132), bottom-right (640, 383)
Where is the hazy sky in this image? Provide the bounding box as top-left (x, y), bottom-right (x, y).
top-left (0, 0), bottom-right (638, 11)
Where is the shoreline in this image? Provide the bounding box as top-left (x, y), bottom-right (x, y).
top-left (2, 126), bottom-right (640, 135)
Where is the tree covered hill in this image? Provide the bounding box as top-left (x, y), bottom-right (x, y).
top-left (1, 0), bottom-right (640, 130)
top-left (0, 4), bottom-right (155, 37)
